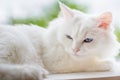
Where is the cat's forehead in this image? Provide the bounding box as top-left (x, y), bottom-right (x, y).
top-left (77, 15), bottom-right (97, 26)
top-left (72, 16), bottom-right (98, 37)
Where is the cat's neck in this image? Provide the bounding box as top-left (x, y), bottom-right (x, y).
top-left (44, 18), bottom-right (63, 46)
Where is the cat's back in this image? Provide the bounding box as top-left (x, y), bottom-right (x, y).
top-left (0, 24), bottom-right (46, 63)
top-left (15, 24), bottom-right (47, 54)
top-left (0, 24), bottom-right (46, 42)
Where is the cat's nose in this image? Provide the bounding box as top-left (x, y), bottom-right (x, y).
top-left (73, 48), bottom-right (80, 54)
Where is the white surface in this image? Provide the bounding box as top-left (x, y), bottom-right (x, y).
top-left (45, 71), bottom-right (120, 80)
top-left (45, 63), bottom-right (120, 80)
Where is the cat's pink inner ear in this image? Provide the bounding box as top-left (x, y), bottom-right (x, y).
top-left (59, 2), bottom-right (74, 20)
top-left (98, 12), bottom-right (112, 29)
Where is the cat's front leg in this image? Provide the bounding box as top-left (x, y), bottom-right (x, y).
top-left (21, 65), bottom-right (49, 80)
top-left (0, 64), bottom-right (48, 80)
top-left (86, 60), bottom-right (112, 72)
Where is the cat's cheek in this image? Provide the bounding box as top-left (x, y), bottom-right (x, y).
top-left (65, 45), bottom-right (73, 54)
top-left (63, 40), bottom-right (74, 55)
top-left (58, 31), bottom-right (73, 49)
top-left (77, 44), bottom-right (96, 57)
top-left (60, 41), bottom-right (73, 54)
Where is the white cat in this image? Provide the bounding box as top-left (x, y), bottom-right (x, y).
top-left (0, 2), bottom-right (119, 80)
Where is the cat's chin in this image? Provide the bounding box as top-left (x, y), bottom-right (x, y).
top-left (70, 53), bottom-right (88, 60)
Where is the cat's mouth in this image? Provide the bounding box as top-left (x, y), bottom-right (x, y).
top-left (68, 49), bottom-right (88, 58)
top-left (69, 53), bottom-right (89, 60)
top-left (71, 52), bottom-right (88, 58)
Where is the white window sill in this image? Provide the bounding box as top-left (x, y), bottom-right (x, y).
top-left (45, 63), bottom-right (120, 80)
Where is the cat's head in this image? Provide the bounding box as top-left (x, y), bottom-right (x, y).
top-left (57, 3), bottom-right (119, 59)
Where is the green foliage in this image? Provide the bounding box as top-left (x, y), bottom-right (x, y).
top-left (115, 26), bottom-right (120, 42)
top-left (60, 0), bottom-right (88, 12)
top-left (12, 17), bottom-right (49, 27)
top-left (11, 0), bottom-right (88, 27)
top-left (114, 26), bottom-right (120, 57)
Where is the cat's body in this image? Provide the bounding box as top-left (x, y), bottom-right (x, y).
top-left (0, 3), bottom-right (119, 80)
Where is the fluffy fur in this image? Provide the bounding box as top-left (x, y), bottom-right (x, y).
top-left (0, 3), bottom-right (119, 80)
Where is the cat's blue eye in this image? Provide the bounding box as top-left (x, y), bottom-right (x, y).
top-left (84, 38), bottom-right (93, 43)
top-left (66, 35), bottom-right (73, 40)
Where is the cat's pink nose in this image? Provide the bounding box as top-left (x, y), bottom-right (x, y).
top-left (73, 48), bottom-right (80, 54)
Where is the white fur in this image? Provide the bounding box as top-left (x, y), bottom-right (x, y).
top-left (0, 3), bottom-right (119, 80)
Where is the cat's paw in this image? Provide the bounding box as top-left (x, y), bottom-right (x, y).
top-left (95, 61), bottom-right (112, 71)
top-left (86, 61), bottom-right (112, 72)
top-left (22, 65), bottom-right (49, 80)
top-left (38, 66), bottom-right (49, 79)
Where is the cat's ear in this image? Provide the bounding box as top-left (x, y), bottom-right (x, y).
top-left (59, 2), bottom-right (74, 20)
top-left (98, 12), bottom-right (112, 29)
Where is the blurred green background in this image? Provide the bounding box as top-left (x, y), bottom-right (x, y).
top-left (11, 0), bottom-right (88, 27)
